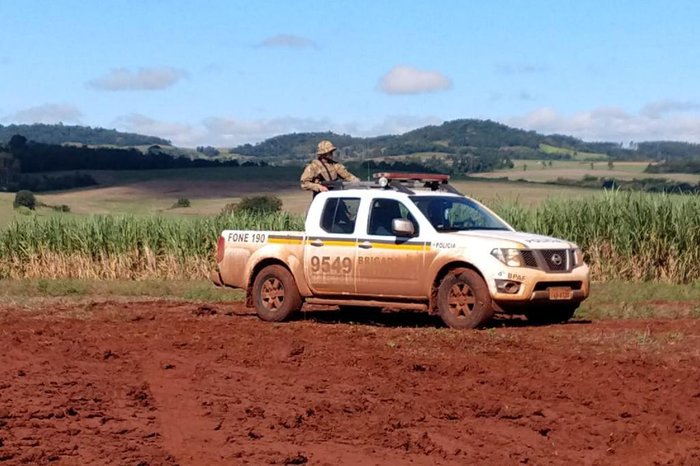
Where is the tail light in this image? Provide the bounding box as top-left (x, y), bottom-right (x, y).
top-left (216, 235), bottom-right (225, 263)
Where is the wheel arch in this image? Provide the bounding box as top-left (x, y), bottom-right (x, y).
top-left (429, 261), bottom-right (487, 314)
top-left (246, 258), bottom-right (295, 308)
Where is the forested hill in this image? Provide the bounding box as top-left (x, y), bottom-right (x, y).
top-left (232, 119), bottom-right (700, 163)
top-left (0, 124), bottom-right (171, 146)
top-left (232, 120), bottom-right (577, 160)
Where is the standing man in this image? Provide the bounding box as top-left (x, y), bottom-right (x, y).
top-left (300, 140), bottom-right (358, 194)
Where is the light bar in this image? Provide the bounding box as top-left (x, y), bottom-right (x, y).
top-left (372, 172), bottom-right (450, 183)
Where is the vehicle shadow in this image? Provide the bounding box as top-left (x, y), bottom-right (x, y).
top-left (294, 306), bottom-right (443, 328)
top-left (486, 315), bottom-right (593, 328)
top-left (292, 305), bottom-right (592, 329)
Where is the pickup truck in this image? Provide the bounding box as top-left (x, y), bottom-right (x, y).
top-left (211, 174), bottom-right (590, 328)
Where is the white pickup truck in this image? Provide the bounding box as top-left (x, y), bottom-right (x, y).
top-left (211, 173), bottom-right (590, 328)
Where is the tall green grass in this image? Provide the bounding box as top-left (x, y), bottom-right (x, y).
top-left (496, 191), bottom-right (700, 282)
top-left (0, 191), bottom-right (697, 282)
top-left (0, 212), bottom-right (303, 279)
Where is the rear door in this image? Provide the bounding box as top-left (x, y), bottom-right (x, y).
top-left (303, 196), bottom-right (360, 294)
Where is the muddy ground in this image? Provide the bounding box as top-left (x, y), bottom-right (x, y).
top-left (0, 300), bottom-right (699, 465)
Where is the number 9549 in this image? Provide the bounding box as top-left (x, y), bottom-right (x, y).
top-left (310, 256), bottom-right (352, 274)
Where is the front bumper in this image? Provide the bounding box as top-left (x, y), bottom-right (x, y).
top-left (489, 264), bottom-right (590, 303)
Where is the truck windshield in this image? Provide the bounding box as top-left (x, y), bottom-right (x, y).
top-left (410, 196), bottom-right (511, 232)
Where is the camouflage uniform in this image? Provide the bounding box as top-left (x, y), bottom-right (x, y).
top-left (300, 140), bottom-right (358, 193)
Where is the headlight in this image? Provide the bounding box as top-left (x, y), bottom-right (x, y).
top-left (573, 248), bottom-right (584, 267)
top-left (491, 248), bottom-right (524, 267)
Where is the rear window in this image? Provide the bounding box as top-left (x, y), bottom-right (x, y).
top-left (320, 197), bottom-right (360, 234)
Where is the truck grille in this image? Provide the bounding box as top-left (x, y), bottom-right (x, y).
top-left (520, 249), bottom-right (573, 273)
top-left (520, 250), bottom-right (539, 267)
top-left (539, 249), bottom-right (570, 272)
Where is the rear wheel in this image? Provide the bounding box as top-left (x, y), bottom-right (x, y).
top-left (437, 268), bottom-right (494, 329)
top-left (525, 304), bottom-right (578, 325)
top-left (252, 265), bottom-right (302, 322)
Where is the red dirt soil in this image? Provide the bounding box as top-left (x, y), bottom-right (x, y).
top-left (0, 300), bottom-right (699, 465)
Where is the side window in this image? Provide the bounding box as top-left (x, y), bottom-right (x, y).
top-left (320, 197), bottom-right (360, 234)
top-left (368, 199), bottom-right (418, 236)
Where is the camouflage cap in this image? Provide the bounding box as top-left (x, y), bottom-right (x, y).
top-left (316, 140), bottom-right (336, 155)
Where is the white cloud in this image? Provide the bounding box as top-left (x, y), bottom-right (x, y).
top-left (640, 100), bottom-right (700, 119)
top-left (257, 34), bottom-right (316, 49)
top-left (357, 115), bottom-right (443, 136)
top-left (115, 113), bottom-right (203, 145)
top-left (379, 65), bottom-right (452, 95)
top-left (115, 114), bottom-right (333, 147)
top-left (113, 113), bottom-right (443, 147)
top-left (508, 105), bottom-right (700, 142)
top-left (202, 116), bottom-right (332, 144)
top-left (88, 67), bottom-right (187, 91)
top-left (8, 103), bottom-right (82, 124)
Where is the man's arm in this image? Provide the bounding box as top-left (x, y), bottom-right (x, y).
top-left (300, 162), bottom-right (325, 192)
top-left (335, 163), bottom-right (359, 182)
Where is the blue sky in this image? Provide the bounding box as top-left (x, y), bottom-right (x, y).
top-left (1, 0), bottom-right (699, 146)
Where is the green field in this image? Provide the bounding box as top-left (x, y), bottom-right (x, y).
top-left (480, 159), bottom-right (700, 184)
top-left (453, 178), bottom-right (598, 206)
top-left (0, 166), bottom-right (608, 228)
top-left (0, 167), bottom-right (308, 228)
top-left (538, 143), bottom-right (609, 161)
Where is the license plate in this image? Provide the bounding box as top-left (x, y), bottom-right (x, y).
top-left (548, 287), bottom-right (572, 300)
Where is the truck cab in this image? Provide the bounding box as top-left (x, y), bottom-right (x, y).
top-left (212, 173), bottom-right (590, 328)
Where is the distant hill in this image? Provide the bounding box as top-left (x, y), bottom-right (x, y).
top-left (230, 119), bottom-right (587, 160)
top-left (231, 119), bottom-right (700, 164)
top-left (3, 120), bottom-right (699, 174)
top-left (0, 123), bottom-right (171, 146)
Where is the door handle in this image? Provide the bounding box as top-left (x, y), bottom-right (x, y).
top-left (310, 239), bottom-right (324, 247)
top-left (358, 241), bottom-right (373, 249)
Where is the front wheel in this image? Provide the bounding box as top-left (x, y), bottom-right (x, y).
top-left (437, 268), bottom-right (494, 329)
top-left (252, 265), bottom-right (302, 322)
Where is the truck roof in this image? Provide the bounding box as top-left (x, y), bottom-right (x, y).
top-left (322, 172), bottom-right (463, 196)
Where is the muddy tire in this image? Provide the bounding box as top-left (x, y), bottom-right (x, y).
top-left (525, 304), bottom-right (578, 325)
top-left (252, 265), bottom-right (302, 322)
top-left (437, 268), bottom-right (494, 329)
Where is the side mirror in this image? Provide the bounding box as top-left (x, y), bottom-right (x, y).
top-left (392, 218), bottom-right (415, 237)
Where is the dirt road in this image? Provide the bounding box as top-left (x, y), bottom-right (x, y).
top-left (1, 300), bottom-right (699, 465)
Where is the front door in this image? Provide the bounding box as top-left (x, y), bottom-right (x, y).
top-left (303, 196), bottom-right (360, 294)
top-left (354, 198), bottom-right (427, 297)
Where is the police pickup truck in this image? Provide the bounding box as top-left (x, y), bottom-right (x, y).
top-left (211, 173), bottom-right (590, 328)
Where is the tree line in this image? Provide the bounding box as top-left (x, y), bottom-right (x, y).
top-left (0, 135), bottom-right (266, 192)
top-left (0, 123), bottom-right (170, 146)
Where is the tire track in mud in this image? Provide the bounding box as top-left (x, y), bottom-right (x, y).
top-left (0, 321), bottom-right (177, 465)
top-left (141, 353), bottom-right (233, 465)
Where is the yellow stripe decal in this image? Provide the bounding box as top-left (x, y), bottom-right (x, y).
top-left (370, 243), bottom-right (426, 251)
top-left (319, 240), bottom-right (356, 247)
top-left (301, 239), bottom-right (427, 250)
top-left (268, 238), bottom-right (303, 245)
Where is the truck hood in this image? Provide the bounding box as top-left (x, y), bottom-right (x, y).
top-left (448, 230), bottom-right (574, 249)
